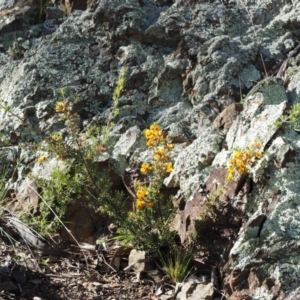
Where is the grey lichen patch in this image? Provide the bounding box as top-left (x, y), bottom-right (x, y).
top-left (229, 132), bottom-right (300, 291)
top-left (164, 126), bottom-right (224, 197)
top-left (112, 126), bottom-right (141, 175)
top-left (239, 65), bottom-right (261, 89)
top-left (211, 149), bottom-right (231, 169)
top-left (0, 0), bottom-right (15, 11)
top-left (272, 263), bottom-right (300, 291)
top-left (226, 78), bottom-right (288, 150)
top-left (251, 286), bottom-right (278, 300)
top-left (230, 225), bottom-right (261, 262)
top-left (250, 155), bottom-right (270, 183)
top-left (287, 65), bottom-right (300, 104)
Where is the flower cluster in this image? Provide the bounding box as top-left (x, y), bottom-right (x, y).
top-left (136, 124), bottom-right (174, 211)
top-left (164, 162), bottom-right (173, 173)
top-left (144, 124), bottom-right (164, 147)
top-left (136, 186), bottom-right (154, 210)
top-left (140, 162), bottom-right (152, 173)
top-left (141, 124), bottom-right (174, 174)
top-left (55, 101), bottom-right (67, 113)
top-left (226, 141), bottom-right (263, 181)
top-left (55, 101), bottom-right (78, 119)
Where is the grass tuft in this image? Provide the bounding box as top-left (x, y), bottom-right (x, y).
top-left (158, 246), bottom-right (193, 283)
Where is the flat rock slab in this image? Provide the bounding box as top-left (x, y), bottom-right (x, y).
top-left (177, 282), bottom-right (214, 300)
top-left (226, 78), bottom-right (288, 150)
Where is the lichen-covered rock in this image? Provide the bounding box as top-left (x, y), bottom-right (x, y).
top-left (177, 282), bottom-right (214, 300)
top-left (213, 103), bottom-right (243, 134)
top-left (0, 0), bottom-right (15, 10)
top-left (213, 78), bottom-right (288, 170)
top-left (164, 126), bottom-right (223, 199)
top-left (227, 78), bottom-right (287, 150)
top-left (2, 0), bottom-right (300, 297)
top-left (224, 131), bottom-right (300, 297)
top-left (112, 125), bottom-right (141, 174)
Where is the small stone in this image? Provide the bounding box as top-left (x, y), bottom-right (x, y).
top-left (128, 249), bottom-right (146, 274)
top-left (176, 282), bottom-right (214, 300)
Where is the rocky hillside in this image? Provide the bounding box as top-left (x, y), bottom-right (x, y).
top-left (1, 0), bottom-right (300, 299)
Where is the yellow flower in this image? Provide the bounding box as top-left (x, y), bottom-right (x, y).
top-left (227, 167), bottom-right (235, 174)
top-left (140, 162), bottom-right (152, 174)
top-left (229, 158), bottom-right (237, 166)
top-left (145, 124), bottom-right (164, 147)
top-left (154, 148), bottom-right (167, 160)
top-left (145, 129), bottom-right (153, 140)
top-left (164, 162), bottom-right (173, 173)
top-left (238, 166), bottom-right (247, 174)
top-left (136, 200), bottom-right (145, 210)
top-left (136, 186), bottom-right (149, 201)
top-left (256, 152), bottom-right (262, 159)
top-left (227, 174), bottom-right (234, 181)
top-left (55, 101), bottom-right (67, 113)
top-left (37, 155), bottom-right (47, 163)
top-left (233, 151), bottom-right (243, 159)
top-left (147, 201), bottom-right (154, 208)
top-left (236, 159), bottom-right (245, 168)
top-left (51, 133), bottom-right (62, 141)
top-left (150, 124), bottom-right (161, 132)
top-left (155, 148), bottom-right (165, 155)
top-left (166, 144), bottom-right (174, 151)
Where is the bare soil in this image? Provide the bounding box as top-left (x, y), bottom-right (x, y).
top-left (0, 241), bottom-right (155, 300)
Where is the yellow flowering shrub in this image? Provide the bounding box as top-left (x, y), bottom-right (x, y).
top-left (136, 124), bottom-right (174, 210)
top-left (110, 123), bottom-right (177, 253)
top-left (226, 141), bottom-right (263, 181)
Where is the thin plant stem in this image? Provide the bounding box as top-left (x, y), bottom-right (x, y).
top-left (28, 185), bottom-right (90, 273)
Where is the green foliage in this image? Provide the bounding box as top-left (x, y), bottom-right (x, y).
top-left (104, 201), bottom-right (176, 254)
top-left (157, 246), bottom-right (193, 283)
top-left (0, 66), bottom-right (129, 236)
top-left (274, 102), bottom-right (300, 131)
top-left (8, 45), bottom-right (24, 61)
top-left (0, 165), bottom-right (10, 214)
top-left (0, 67), bottom-right (179, 256)
top-left (31, 166), bottom-right (83, 233)
top-left (0, 163), bottom-right (20, 245)
top-left (287, 66), bottom-right (298, 76)
top-left (41, 258), bottom-right (49, 266)
top-left (98, 123), bottom-right (177, 254)
top-left (36, 0), bottom-right (50, 23)
top-left (113, 67), bottom-right (127, 102)
top-left (199, 185), bottom-right (225, 222)
top-left (240, 94), bottom-right (247, 104)
top-left (100, 67), bottom-right (128, 146)
top-left (28, 69), bottom-right (129, 234)
top-left (30, 163), bottom-right (124, 235)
